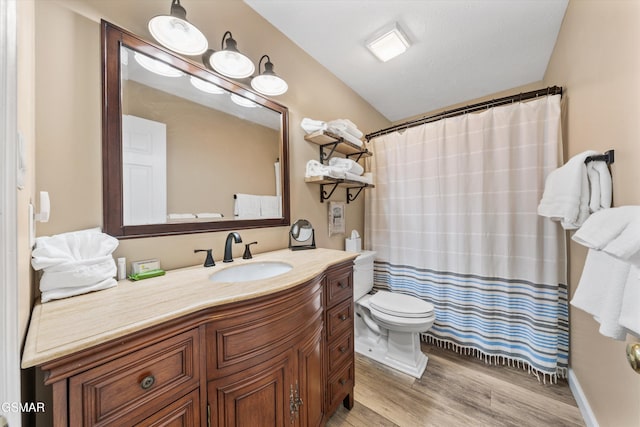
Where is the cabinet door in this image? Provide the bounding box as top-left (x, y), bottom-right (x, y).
top-left (296, 325), bottom-right (324, 427)
top-left (208, 351), bottom-right (292, 427)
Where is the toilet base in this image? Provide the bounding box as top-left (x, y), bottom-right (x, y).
top-left (355, 329), bottom-right (428, 378)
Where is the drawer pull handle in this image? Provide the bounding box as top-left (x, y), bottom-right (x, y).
top-left (339, 314), bottom-right (347, 321)
top-left (339, 378), bottom-right (347, 385)
top-left (338, 282), bottom-right (346, 289)
top-left (140, 375), bottom-right (155, 390)
top-left (339, 346), bottom-right (347, 353)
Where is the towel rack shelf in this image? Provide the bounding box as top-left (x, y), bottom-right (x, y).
top-left (584, 149), bottom-right (615, 165)
top-left (304, 176), bottom-right (375, 203)
top-left (304, 130), bottom-right (372, 163)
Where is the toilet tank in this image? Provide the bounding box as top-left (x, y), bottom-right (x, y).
top-left (353, 251), bottom-right (376, 300)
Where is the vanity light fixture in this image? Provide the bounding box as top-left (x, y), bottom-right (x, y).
top-left (148, 0), bottom-right (208, 56)
top-left (366, 22), bottom-right (411, 62)
top-left (251, 55), bottom-right (288, 96)
top-left (230, 93), bottom-right (259, 108)
top-left (190, 76), bottom-right (226, 94)
top-left (134, 52), bottom-right (184, 77)
top-left (206, 31), bottom-right (255, 79)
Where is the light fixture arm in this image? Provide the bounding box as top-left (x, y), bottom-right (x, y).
top-left (258, 55), bottom-right (275, 75)
top-left (169, 0), bottom-right (187, 20)
top-left (221, 31), bottom-right (238, 52)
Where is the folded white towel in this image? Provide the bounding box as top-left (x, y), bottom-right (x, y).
top-left (234, 194), bottom-right (262, 218)
top-left (301, 118), bottom-right (327, 134)
top-left (325, 126), bottom-right (363, 147)
top-left (586, 161), bottom-right (612, 213)
top-left (571, 250), bottom-right (631, 340)
top-left (572, 206), bottom-right (640, 266)
top-left (41, 277), bottom-right (117, 303)
top-left (168, 213), bottom-right (197, 220)
top-left (327, 119), bottom-right (364, 139)
top-left (537, 150), bottom-right (598, 229)
top-left (32, 227), bottom-right (119, 303)
top-left (195, 213), bottom-right (223, 219)
top-left (329, 157), bottom-right (364, 176)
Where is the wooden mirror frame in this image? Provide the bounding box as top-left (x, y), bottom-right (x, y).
top-left (102, 21), bottom-right (290, 238)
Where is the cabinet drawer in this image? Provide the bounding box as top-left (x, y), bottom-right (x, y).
top-left (207, 280), bottom-right (323, 378)
top-left (327, 362), bottom-right (354, 412)
top-left (327, 330), bottom-right (353, 374)
top-left (326, 298), bottom-right (353, 340)
top-left (326, 266), bottom-right (353, 307)
top-left (69, 329), bottom-right (199, 426)
top-left (134, 389), bottom-right (200, 427)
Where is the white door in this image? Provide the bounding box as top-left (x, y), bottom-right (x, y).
top-left (122, 115), bottom-right (167, 225)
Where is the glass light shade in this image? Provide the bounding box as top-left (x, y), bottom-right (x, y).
top-left (134, 53), bottom-right (184, 77)
top-left (230, 94), bottom-right (259, 108)
top-left (148, 15), bottom-right (208, 56)
top-left (251, 74), bottom-right (288, 96)
top-left (190, 76), bottom-right (225, 94)
top-left (210, 50), bottom-right (255, 79)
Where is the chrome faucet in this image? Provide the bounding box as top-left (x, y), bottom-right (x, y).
top-left (223, 232), bottom-right (242, 263)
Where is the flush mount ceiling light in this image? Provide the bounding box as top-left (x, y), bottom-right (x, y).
top-left (190, 76), bottom-right (226, 94)
top-left (148, 0), bottom-right (208, 56)
top-left (206, 31), bottom-right (255, 79)
top-left (134, 52), bottom-right (184, 77)
top-left (366, 22), bottom-right (411, 62)
top-left (251, 55), bottom-right (288, 96)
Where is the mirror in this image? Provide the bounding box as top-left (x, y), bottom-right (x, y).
top-left (289, 219), bottom-right (316, 250)
top-left (102, 21), bottom-right (290, 238)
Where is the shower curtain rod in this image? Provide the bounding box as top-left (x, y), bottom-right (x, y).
top-left (365, 85), bottom-right (563, 141)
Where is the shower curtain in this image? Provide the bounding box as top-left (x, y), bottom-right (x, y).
top-left (365, 95), bottom-right (568, 381)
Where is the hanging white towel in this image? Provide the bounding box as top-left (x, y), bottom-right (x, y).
top-left (571, 250), bottom-right (630, 340)
top-left (572, 206), bottom-right (640, 266)
top-left (619, 267), bottom-right (640, 338)
top-left (586, 160), bottom-right (612, 213)
top-left (260, 195), bottom-right (281, 218)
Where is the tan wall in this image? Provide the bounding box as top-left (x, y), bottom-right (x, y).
top-left (124, 81), bottom-right (280, 217)
top-left (33, 0), bottom-right (389, 279)
top-left (544, 1), bottom-right (640, 426)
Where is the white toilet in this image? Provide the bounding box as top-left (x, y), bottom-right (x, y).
top-left (353, 251), bottom-right (435, 378)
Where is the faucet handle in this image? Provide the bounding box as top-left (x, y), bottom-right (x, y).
top-left (194, 249), bottom-right (215, 267)
top-left (242, 242), bottom-right (258, 260)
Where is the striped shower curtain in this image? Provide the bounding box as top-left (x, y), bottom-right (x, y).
top-left (365, 95), bottom-right (568, 381)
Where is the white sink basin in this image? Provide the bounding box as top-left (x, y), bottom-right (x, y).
top-left (209, 261), bottom-right (293, 283)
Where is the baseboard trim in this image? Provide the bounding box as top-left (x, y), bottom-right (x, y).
top-left (568, 368), bottom-right (599, 427)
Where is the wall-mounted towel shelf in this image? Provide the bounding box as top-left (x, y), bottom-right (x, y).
top-left (584, 149), bottom-right (615, 164)
top-left (304, 130), bottom-right (373, 203)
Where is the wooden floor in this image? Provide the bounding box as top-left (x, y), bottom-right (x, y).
top-left (326, 342), bottom-right (584, 427)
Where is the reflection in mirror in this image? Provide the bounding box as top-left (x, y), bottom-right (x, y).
top-left (102, 21), bottom-right (290, 238)
top-left (289, 219), bottom-right (316, 250)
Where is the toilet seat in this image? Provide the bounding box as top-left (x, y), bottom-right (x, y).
top-left (369, 291), bottom-right (434, 318)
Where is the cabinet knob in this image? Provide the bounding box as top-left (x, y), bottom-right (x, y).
top-left (339, 378), bottom-right (346, 386)
top-left (339, 346), bottom-right (347, 353)
top-left (337, 282), bottom-right (346, 289)
top-left (339, 314), bottom-right (347, 321)
top-left (139, 375), bottom-right (155, 390)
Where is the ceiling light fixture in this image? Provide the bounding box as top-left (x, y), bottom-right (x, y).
top-left (366, 22), bottom-right (411, 62)
top-left (206, 31), bottom-right (255, 79)
top-left (148, 0), bottom-right (208, 56)
top-left (134, 52), bottom-right (184, 77)
top-left (251, 55), bottom-right (288, 96)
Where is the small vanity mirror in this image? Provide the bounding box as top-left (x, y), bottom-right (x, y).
top-left (289, 219), bottom-right (316, 251)
top-left (102, 21), bottom-right (290, 238)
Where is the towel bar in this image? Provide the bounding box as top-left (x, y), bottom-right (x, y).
top-left (584, 149), bottom-right (614, 165)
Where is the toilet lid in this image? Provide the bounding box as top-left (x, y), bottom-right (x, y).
top-left (369, 291), bottom-right (434, 318)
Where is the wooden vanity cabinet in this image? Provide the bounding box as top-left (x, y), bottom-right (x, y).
top-left (38, 260), bottom-right (354, 427)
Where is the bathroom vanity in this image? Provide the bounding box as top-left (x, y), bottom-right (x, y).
top-left (21, 249), bottom-right (357, 426)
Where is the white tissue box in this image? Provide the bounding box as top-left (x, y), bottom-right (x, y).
top-left (345, 237), bottom-right (361, 252)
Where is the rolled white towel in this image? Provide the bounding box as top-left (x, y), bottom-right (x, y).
top-left (327, 119), bottom-right (364, 139)
top-left (301, 118), bottom-right (327, 134)
top-left (329, 157), bottom-right (364, 176)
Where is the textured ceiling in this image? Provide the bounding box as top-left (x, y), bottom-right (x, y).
top-left (244, 0), bottom-right (568, 121)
